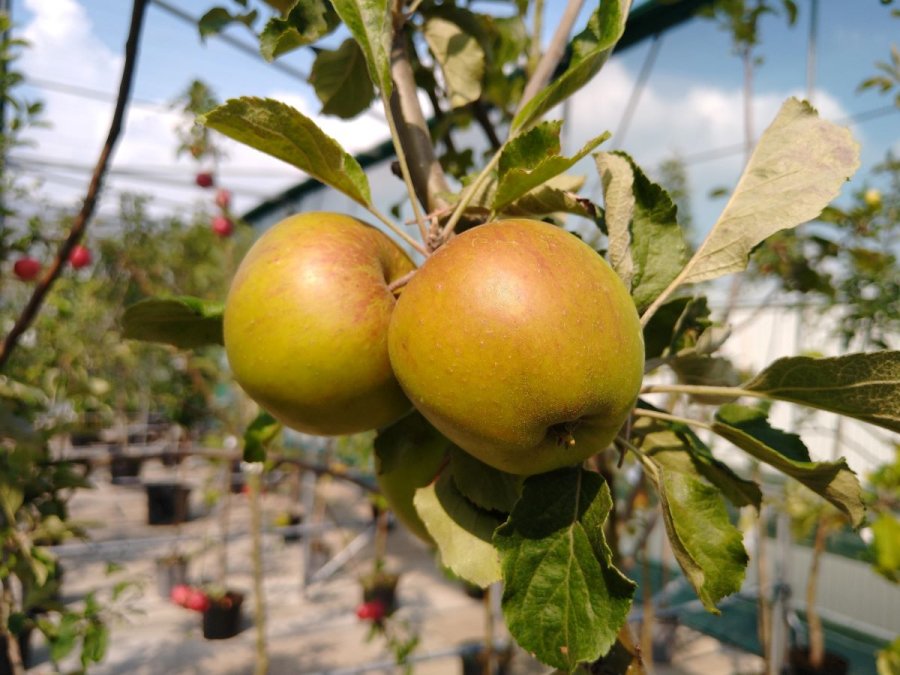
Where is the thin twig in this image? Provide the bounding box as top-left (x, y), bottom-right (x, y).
top-left (0, 0), bottom-right (149, 371)
top-left (369, 205), bottom-right (429, 256)
top-left (516, 0), bottom-right (586, 117)
top-left (439, 147), bottom-right (503, 241)
top-left (631, 407), bottom-right (713, 431)
top-left (387, 269), bottom-right (416, 294)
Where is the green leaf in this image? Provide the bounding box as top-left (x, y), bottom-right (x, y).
top-left (198, 7), bottom-right (258, 40)
top-left (671, 354), bottom-right (742, 404)
top-left (414, 473), bottom-right (502, 587)
top-left (877, 637), bottom-right (900, 675)
top-left (595, 151), bottom-right (689, 309)
top-left (243, 412), bottom-right (281, 463)
top-left (712, 404), bottom-right (865, 526)
top-left (121, 296), bottom-right (224, 349)
top-left (259, 0), bottom-right (339, 61)
top-left (309, 38), bottom-right (376, 118)
top-left (642, 296), bottom-right (711, 363)
top-left (511, 0), bottom-right (629, 134)
top-left (870, 513), bottom-right (900, 583)
top-left (331, 0), bottom-right (392, 95)
top-left (494, 468), bottom-right (634, 671)
top-left (494, 127), bottom-right (610, 210)
top-left (633, 410), bottom-right (762, 510)
top-left (450, 447), bottom-right (523, 514)
top-left (423, 16), bottom-right (485, 109)
top-left (374, 411), bottom-right (452, 476)
top-left (202, 97), bottom-right (371, 206)
top-left (643, 449), bottom-right (748, 612)
top-left (743, 352), bottom-right (900, 434)
top-left (678, 98), bottom-right (860, 286)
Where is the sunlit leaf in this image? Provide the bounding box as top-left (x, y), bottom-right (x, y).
top-left (414, 473), bottom-right (502, 587)
top-left (203, 97), bottom-right (371, 206)
top-left (243, 411), bottom-right (281, 463)
top-left (424, 16), bottom-right (485, 108)
top-left (679, 98), bottom-right (860, 285)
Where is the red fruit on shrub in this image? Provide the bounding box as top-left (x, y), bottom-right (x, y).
top-left (185, 588), bottom-right (211, 612)
top-left (13, 257), bottom-right (41, 281)
top-left (170, 584), bottom-right (191, 606)
top-left (215, 189), bottom-right (231, 210)
top-left (195, 171), bottom-right (214, 188)
top-left (212, 215), bottom-right (234, 238)
top-left (69, 245), bottom-right (92, 269)
top-left (355, 599), bottom-right (386, 622)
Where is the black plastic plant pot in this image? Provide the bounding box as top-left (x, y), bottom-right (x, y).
top-left (155, 555), bottom-right (188, 598)
top-left (109, 454), bottom-right (143, 483)
top-left (202, 592), bottom-right (244, 640)
top-left (0, 627), bottom-right (33, 675)
top-left (145, 483), bottom-right (191, 525)
top-left (788, 647), bottom-right (849, 675)
top-left (459, 641), bottom-right (512, 675)
top-left (281, 514), bottom-right (303, 543)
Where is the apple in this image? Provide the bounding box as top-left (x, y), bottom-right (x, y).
top-left (374, 412), bottom-right (451, 543)
top-left (224, 212), bottom-right (415, 435)
top-left (69, 245), bottom-right (92, 269)
top-left (170, 584), bottom-right (191, 606)
top-left (13, 257), bottom-right (41, 281)
top-left (388, 218), bottom-right (644, 476)
top-left (215, 189), bottom-right (232, 210)
top-left (195, 171), bottom-right (214, 188)
top-left (185, 588), bottom-right (210, 612)
top-left (356, 599), bottom-right (386, 621)
top-left (211, 215), bottom-right (234, 238)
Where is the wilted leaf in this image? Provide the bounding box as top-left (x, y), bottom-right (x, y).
top-left (595, 151), bottom-right (688, 309)
top-left (414, 473), bottom-right (502, 587)
top-left (121, 296), bottom-right (223, 349)
top-left (309, 39), bottom-right (376, 118)
top-left (643, 449), bottom-right (748, 612)
top-left (494, 469), bottom-right (634, 671)
top-left (712, 404), bottom-right (865, 526)
top-left (424, 16), bottom-right (485, 108)
top-left (259, 0), bottom-right (338, 60)
top-left (512, 0), bottom-right (630, 133)
top-left (331, 0), bottom-right (392, 95)
top-left (743, 352), bottom-right (900, 434)
top-left (679, 98), bottom-right (860, 286)
top-left (203, 97), bottom-right (371, 206)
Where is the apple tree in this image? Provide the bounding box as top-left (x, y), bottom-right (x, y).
top-left (122, 0), bottom-right (898, 671)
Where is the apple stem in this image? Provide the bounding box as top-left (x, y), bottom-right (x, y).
top-left (387, 269), bottom-right (417, 295)
top-left (439, 147), bottom-right (503, 241)
top-left (369, 206), bottom-right (429, 257)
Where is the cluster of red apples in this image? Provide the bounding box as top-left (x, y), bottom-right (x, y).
top-left (195, 171), bottom-right (234, 238)
top-left (11, 243), bottom-right (92, 282)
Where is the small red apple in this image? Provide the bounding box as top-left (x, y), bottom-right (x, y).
top-left (185, 588), bottom-right (210, 612)
top-left (170, 584), bottom-right (191, 606)
top-left (195, 171), bottom-right (214, 189)
top-left (355, 599), bottom-right (386, 622)
top-left (212, 215), bottom-right (234, 238)
top-left (215, 189), bottom-right (232, 210)
top-left (69, 245), bottom-right (92, 269)
top-left (13, 257), bottom-right (41, 281)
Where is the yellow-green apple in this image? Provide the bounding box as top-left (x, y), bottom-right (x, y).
top-left (224, 212), bottom-right (415, 435)
top-left (388, 219), bottom-right (644, 476)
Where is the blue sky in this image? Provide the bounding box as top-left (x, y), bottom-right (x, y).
top-left (11, 0), bottom-right (900, 238)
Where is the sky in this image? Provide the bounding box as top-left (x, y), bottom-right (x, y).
top-left (9, 0), bottom-right (900, 239)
